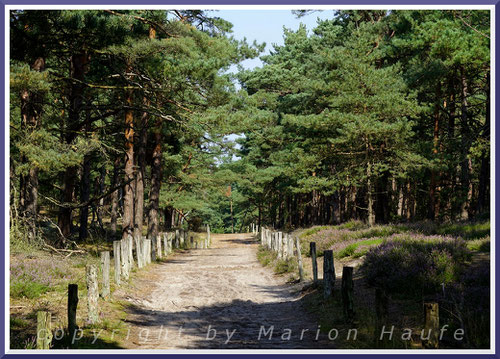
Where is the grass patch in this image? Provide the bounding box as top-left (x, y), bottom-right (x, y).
top-left (437, 221), bottom-right (490, 240)
top-left (337, 238), bottom-right (383, 259)
top-left (257, 246), bottom-right (298, 277)
top-left (10, 281), bottom-right (50, 299)
top-left (467, 237), bottom-right (490, 252)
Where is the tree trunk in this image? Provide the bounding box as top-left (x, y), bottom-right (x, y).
top-left (58, 52), bottom-right (88, 239)
top-left (96, 165), bottom-right (106, 230)
top-left (147, 119), bottom-right (163, 239)
top-left (460, 69), bottom-right (472, 219)
top-left (19, 57), bottom-right (45, 240)
top-left (110, 156), bottom-right (120, 237)
top-left (78, 153), bottom-right (91, 241)
top-left (367, 162), bottom-right (375, 226)
top-left (429, 84), bottom-right (441, 220)
top-left (477, 71), bottom-right (490, 214)
top-left (122, 77), bottom-right (135, 240)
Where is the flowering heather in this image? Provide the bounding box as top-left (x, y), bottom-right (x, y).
top-left (299, 224), bottom-right (402, 256)
top-left (361, 236), bottom-right (470, 296)
top-left (10, 255), bottom-right (76, 298)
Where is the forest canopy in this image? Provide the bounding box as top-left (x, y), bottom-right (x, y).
top-left (10, 9), bottom-right (490, 242)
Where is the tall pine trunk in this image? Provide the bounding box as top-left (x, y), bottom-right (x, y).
top-left (122, 71), bottom-right (135, 240)
top-left (110, 156), bottom-right (120, 237)
top-left (19, 57), bottom-right (45, 240)
top-left (477, 71), bottom-right (490, 214)
top-left (147, 119), bottom-right (162, 239)
top-left (459, 68), bottom-right (472, 219)
top-left (78, 153), bottom-right (91, 241)
top-left (58, 52), bottom-right (88, 239)
top-left (429, 84), bottom-right (441, 220)
top-left (133, 107), bottom-right (147, 239)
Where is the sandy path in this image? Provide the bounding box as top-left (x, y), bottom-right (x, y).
top-left (118, 233), bottom-right (331, 349)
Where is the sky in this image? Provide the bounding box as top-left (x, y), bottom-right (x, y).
top-left (207, 10), bottom-right (335, 71)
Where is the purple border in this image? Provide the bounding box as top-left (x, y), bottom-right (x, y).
top-left (0, 1), bottom-right (498, 358)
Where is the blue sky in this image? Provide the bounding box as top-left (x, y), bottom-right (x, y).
top-left (207, 10), bottom-right (335, 70)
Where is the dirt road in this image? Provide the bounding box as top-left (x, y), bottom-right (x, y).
top-left (118, 233), bottom-right (331, 349)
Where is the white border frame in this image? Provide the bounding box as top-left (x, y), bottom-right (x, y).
top-left (4, 4), bottom-right (496, 355)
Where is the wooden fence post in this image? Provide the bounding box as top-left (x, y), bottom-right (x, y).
top-left (323, 250), bottom-right (335, 299)
top-left (113, 241), bottom-right (121, 286)
top-left (168, 233), bottom-right (173, 253)
top-left (100, 251), bottom-right (110, 299)
top-left (145, 239), bottom-right (152, 264)
top-left (156, 235), bottom-right (162, 259)
top-left (86, 264), bottom-right (99, 324)
top-left (120, 239), bottom-right (129, 280)
top-left (162, 233), bottom-right (168, 256)
top-left (423, 303), bottom-right (439, 349)
top-left (36, 311), bottom-right (52, 349)
top-left (287, 234), bottom-right (294, 258)
top-left (67, 284), bottom-right (78, 341)
top-left (342, 266), bottom-right (354, 322)
top-left (277, 232), bottom-right (283, 259)
top-left (282, 233), bottom-right (288, 259)
top-left (135, 235), bottom-right (143, 268)
top-left (295, 236), bottom-right (304, 282)
top-left (310, 242), bottom-right (318, 284)
top-left (207, 224), bottom-right (211, 246)
top-left (128, 234), bottom-right (134, 268)
top-left (151, 234), bottom-right (157, 262)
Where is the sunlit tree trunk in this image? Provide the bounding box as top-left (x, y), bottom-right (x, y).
top-left (122, 64), bottom-right (135, 240)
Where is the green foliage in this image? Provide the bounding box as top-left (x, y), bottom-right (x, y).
top-left (337, 238), bottom-right (383, 258)
top-left (10, 281), bottom-right (49, 299)
top-left (437, 221), bottom-right (490, 240)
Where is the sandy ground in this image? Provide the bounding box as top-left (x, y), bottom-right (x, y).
top-left (116, 233), bottom-right (333, 349)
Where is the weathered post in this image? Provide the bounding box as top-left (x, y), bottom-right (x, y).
top-left (375, 288), bottom-right (388, 348)
top-left (163, 233), bottom-right (168, 256)
top-left (145, 239), bottom-right (152, 264)
top-left (67, 284), bottom-right (78, 341)
top-left (277, 232), bottom-right (283, 258)
top-left (207, 224), bottom-right (211, 246)
top-left (151, 235), bottom-right (157, 262)
top-left (342, 266), bottom-right (354, 322)
top-left (36, 311), bottom-right (52, 349)
top-left (128, 234), bottom-right (134, 268)
top-left (423, 303), bottom-right (439, 349)
top-left (175, 229), bottom-right (180, 248)
top-left (295, 236), bottom-right (304, 282)
top-left (100, 251), bottom-right (110, 299)
top-left (287, 234), bottom-right (294, 258)
top-left (282, 233), bottom-right (288, 259)
top-left (140, 237), bottom-right (146, 265)
top-left (135, 235), bottom-right (143, 268)
top-left (323, 250), bottom-right (335, 299)
top-left (113, 241), bottom-right (121, 286)
top-left (156, 235), bottom-right (162, 259)
top-left (168, 233), bottom-right (173, 253)
top-left (120, 239), bottom-right (129, 280)
top-left (310, 242), bottom-right (318, 284)
top-left (86, 264), bottom-right (99, 324)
